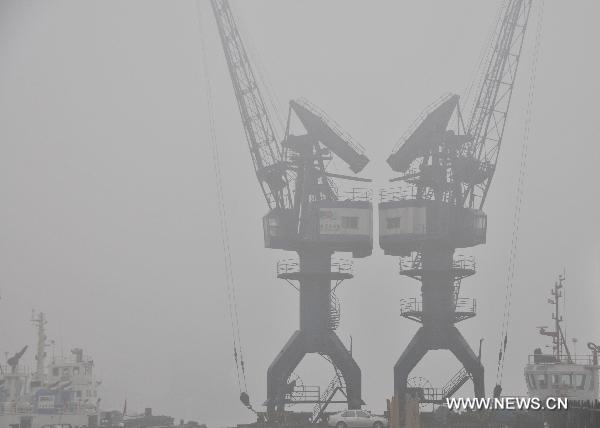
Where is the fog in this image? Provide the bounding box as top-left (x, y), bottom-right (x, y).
top-left (0, 1), bottom-right (599, 427)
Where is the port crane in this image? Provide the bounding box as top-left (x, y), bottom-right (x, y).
top-left (210, 0), bottom-right (373, 421)
top-left (379, 0), bottom-right (534, 422)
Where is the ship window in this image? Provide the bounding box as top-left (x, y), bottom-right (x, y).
top-left (573, 374), bottom-right (586, 390)
top-left (387, 217), bottom-right (401, 229)
top-left (535, 374), bottom-right (548, 389)
top-left (38, 395), bottom-right (54, 409)
top-left (76, 391), bottom-right (82, 398)
top-left (527, 374), bottom-right (537, 389)
top-left (52, 368), bottom-right (59, 376)
top-left (341, 216), bottom-right (359, 229)
top-left (73, 367), bottom-right (80, 376)
top-left (475, 215), bottom-right (486, 230)
top-left (552, 374), bottom-right (571, 386)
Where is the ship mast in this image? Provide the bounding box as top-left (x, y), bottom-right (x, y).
top-left (31, 312), bottom-right (48, 384)
top-left (539, 274), bottom-right (572, 362)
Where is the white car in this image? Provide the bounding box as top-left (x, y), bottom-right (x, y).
top-left (327, 410), bottom-right (388, 428)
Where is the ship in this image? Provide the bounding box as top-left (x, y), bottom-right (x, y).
top-left (524, 274), bottom-right (600, 401)
top-left (0, 312), bottom-right (101, 428)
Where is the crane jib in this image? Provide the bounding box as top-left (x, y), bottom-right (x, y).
top-left (210, 0), bottom-right (293, 210)
top-left (462, 0), bottom-right (533, 209)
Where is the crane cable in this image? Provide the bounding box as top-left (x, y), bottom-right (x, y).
top-left (495, 0), bottom-right (545, 389)
top-left (195, 0), bottom-right (249, 399)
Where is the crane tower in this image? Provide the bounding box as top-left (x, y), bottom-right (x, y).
top-left (210, 0), bottom-right (372, 420)
top-left (379, 0), bottom-right (534, 420)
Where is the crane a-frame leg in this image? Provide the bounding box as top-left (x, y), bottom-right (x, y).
top-left (447, 327), bottom-right (485, 397)
top-left (393, 326), bottom-right (484, 426)
top-left (266, 329), bottom-right (362, 419)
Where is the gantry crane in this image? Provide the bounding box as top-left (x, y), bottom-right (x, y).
top-left (379, 0), bottom-right (534, 422)
top-left (210, 0), bottom-right (372, 420)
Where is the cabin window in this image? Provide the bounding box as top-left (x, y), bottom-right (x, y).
top-left (341, 216), bottom-right (359, 229)
top-left (52, 368), bottom-right (59, 376)
top-left (551, 374), bottom-right (571, 387)
top-left (387, 217), bottom-right (401, 229)
top-left (38, 395), bottom-right (54, 409)
top-left (475, 215), bottom-right (486, 230)
top-left (558, 374), bottom-right (571, 386)
top-left (73, 367), bottom-right (80, 376)
top-left (76, 391), bottom-right (82, 398)
top-left (62, 367), bottom-right (70, 376)
top-left (534, 374), bottom-right (548, 389)
top-left (573, 374), bottom-right (586, 390)
top-left (527, 374), bottom-right (537, 389)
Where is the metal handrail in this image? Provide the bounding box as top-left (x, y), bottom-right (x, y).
top-left (399, 297), bottom-right (476, 315)
top-left (527, 354), bottom-right (596, 365)
top-left (342, 188), bottom-right (372, 202)
top-left (380, 186), bottom-right (427, 203)
top-left (277, 258), bottom-right (354, 276)
top-left (399, 298), bottom-right (421, 314)
top-left (399, 255), bottom-right (476, 273)
top-left (286, 385), bottom-right (321, 402)
top-left (453, 255), bottom-right (476, 272)
top-left (455, 298), bottom-right (477, 313)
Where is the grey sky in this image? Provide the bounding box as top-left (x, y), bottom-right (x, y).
top-left (0, 1), bottom-right (599, 426)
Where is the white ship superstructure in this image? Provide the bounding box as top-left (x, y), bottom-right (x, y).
top-left (0, 312), bottom-right (101, 428)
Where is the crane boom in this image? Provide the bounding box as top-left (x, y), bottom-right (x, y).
top-left (210, 0), bottom-right (292, 210)
top-left (461, 0), bottom-right (533, 209)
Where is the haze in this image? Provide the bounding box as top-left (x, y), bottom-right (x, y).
top-left (0, 1), bottom-right (599, 427)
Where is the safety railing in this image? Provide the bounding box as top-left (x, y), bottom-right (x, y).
top-left (453, 255), bottom-right (476, 272)
top-left (527, 354), bottom-right (596, 365)
top-left (399, 298), bottom-right (422, 315)
top-left (455, 298), bottom-right (477, 314)
top-left (329, 292), bottom-right (341, 331)
top-left (342, 188), bottom-right (372, 202)
top-left (380, 186), bottom-right (422, 202)
top-left (399, 298), bottom-right (475, 315)
top-left (276, 258), bottom-right (354, 276)
top-left (286, 385), bottom-right (320, 403)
